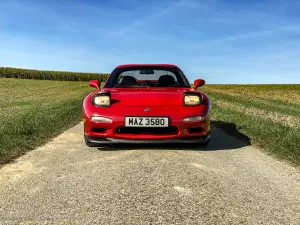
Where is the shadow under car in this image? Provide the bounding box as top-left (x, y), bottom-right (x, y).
top-left (95, 120), bottom-right (251, 152)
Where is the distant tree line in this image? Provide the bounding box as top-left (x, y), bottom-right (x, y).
top-left (0, 67), bottom-right (110, 82)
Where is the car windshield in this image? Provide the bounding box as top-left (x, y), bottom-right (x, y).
top-left (104, 66), bottom-right (191, 88)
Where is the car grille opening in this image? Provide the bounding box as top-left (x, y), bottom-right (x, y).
top-left (91, 128), bottom-right (107, 133)
top-left (187, 127), bottom-right (203, 134)
top-left (116, 126), bottom-right (178, 135)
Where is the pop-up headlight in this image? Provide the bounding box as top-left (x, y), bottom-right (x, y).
top-left (92, 92), bottom-right (111, 107)
top-left (183, 93), bottom-right (202, 106)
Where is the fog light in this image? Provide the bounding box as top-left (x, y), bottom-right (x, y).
top-left (182, 115), bottom-right (203, 122)
top-left (90, 116), bottom-right (112, 123)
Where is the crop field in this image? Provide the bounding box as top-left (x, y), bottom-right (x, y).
top-left (202, 84), bottom-right (300, 165)
top-left (0, 67), bottom-right (109, 82)
top-left (0, 78), bottom-right (93, 164)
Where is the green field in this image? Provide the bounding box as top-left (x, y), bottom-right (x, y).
top-left (0, 78), bottom-right (93, 164)
top-left (202, 84), bottom-right (300, 165)
top-left (1, 76), bottom-right (300, 166)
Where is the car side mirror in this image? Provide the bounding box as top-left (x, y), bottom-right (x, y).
top-left (194, 79), bottom-right (205, 89)
top-left (89, 80), bottom-right (101, 90)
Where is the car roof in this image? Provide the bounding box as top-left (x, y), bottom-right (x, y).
top-left (116, 64), bottom-right (179, 69)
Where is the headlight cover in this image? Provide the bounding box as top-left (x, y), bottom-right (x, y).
top-left (92, 93), bottom-right (111, 107)
top-left (183, 93), bottom-right (202, 106)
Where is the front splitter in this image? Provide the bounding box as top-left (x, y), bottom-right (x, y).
top-left (85, 134), bottom-right (211, 145)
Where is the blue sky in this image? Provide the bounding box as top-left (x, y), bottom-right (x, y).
top-left (1, 0), bottom-right (300, 84)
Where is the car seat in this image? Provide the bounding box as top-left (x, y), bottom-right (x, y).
top-left (120, 76), bottom-right (137, 85)
top-left (157, 75), bottom-right (176, 87)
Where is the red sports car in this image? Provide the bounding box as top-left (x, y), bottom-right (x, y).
top-left (82, 64), bottom-right (211, 147)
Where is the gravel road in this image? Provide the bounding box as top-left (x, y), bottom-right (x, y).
top-left (1, 123), bottom-right (300, 225)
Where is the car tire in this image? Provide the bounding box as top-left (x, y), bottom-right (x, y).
top-left (201, 137), bottom-right (211, 146)
top-left (84, 136), bottom-right (101, 147)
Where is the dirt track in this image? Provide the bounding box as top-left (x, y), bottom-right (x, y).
top-left (1, 123), bottom-right (300, 224)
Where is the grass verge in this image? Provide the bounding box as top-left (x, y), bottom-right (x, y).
top-left (202, 85), bottom-right (300, 166)
top-left (0, 78), bottom-right (93, 165)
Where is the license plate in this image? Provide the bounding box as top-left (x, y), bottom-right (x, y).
top-left (125, 117), bottom-right (169, 127)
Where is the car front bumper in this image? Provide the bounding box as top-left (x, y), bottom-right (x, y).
top-left (83, 115), bottom-right (211, 145)
top-left (85, 133), bottom-right (211, 144)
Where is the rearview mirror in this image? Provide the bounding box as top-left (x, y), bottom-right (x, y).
top-left (140, 69), bottom-right (154, 74)
top-left (193, 79), bottom-right (205, 89)
top-left (89, 80), bottom-right (101, 90)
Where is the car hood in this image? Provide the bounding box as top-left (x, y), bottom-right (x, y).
top-left (103, 88), bottom-right (194, 106)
